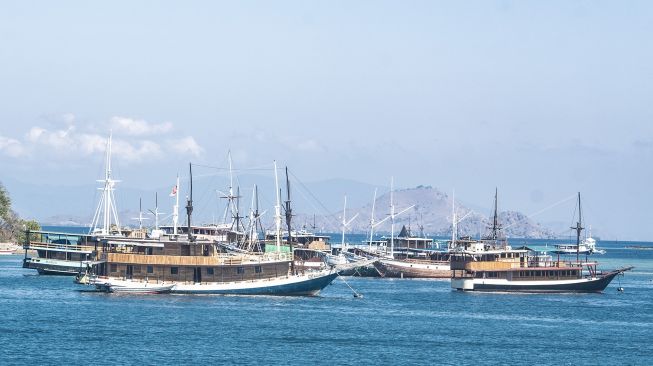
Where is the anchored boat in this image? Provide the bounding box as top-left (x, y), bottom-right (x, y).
top-left (77, 162), bottom-right (338, 296)
top-left (451, 192), bottom-right (632, 292)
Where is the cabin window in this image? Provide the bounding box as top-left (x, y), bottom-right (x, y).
top-left (181, 245), bottom-right (190, 256)
top-left (171, 267), bottom-right (179, 275)
top-left (133, 265), bottom-right (141, 273)
top-left (206, 268), bottom-right (214, 275)
top-left (147, 266), bottom-right (153, 274)
top-left (237, 267), bottom-right (245, 274)
top-left (110, 264), bottom-right (118, 273)
top-left (255, 266), bottom-right (262, 274)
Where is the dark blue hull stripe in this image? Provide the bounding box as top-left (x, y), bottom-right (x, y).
top-left (173, 273), bottom-right (339, 296)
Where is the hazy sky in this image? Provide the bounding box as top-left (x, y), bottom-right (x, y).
top-left (0, 1), bottom-right (652, 239)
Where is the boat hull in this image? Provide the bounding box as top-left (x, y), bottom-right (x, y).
top-left (88, 271), bottom-right (339, 296)
top-left (374, 259), bottom-right (451, 279)
top-left (452, 270), bottom-right (623, 293)
top-left (23, 258), bottom-right (85, 276)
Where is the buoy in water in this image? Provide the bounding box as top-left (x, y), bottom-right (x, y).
top-left (617, 287), bottom-right (624, 292)
top-left (354, 293), bottom-right (363, 298)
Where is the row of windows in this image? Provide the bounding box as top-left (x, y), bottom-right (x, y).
top-left (517, 270), bottom-right (578, 277)
top-left (168, 266), bottom-right (262, 275)
top-left (110, 264), bottom-right (154, 273)
top-left (109, 264), bottom-right (263, 275)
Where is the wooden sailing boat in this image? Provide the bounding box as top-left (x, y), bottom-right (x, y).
top-left (81, 161), bottom-right (339, 295)
top-left (372, 178), bottom-right (451, 278)
top-left (451, 191), bottom-right (632, 292)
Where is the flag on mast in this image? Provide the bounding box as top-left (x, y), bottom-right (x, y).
top-left (170, 184), bottom-right (178, 197)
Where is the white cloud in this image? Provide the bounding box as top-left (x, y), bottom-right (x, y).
top-left (0, 136), bottom-right (26, 157)
top-left (170, 136), bottom-right (203, 157)
top-left (112, 139), bottom-right (163, 162)
top-left (25, 125), bottom-right (76, 151)
top-left (2, 114), bottom-right (202, 163)
top-left (110, 116), bottom-right (173, 136)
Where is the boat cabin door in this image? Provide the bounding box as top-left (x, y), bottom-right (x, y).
top-left (126, 265), bottom-right (133, 279)
top-left (193, 267), bottom-right (202, 283)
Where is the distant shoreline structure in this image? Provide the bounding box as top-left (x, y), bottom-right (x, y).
top-left (625, 245), bottom-right (653, 250)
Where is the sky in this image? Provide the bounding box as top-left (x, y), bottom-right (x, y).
top-left (0, 1), bottom-right (652, 240)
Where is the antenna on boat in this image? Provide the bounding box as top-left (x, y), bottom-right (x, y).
top-left (571, 192), bottom-right (583, 263)
top-left (284, 167), bottom-right (294, 272)
top-left (132, 197), bottom-right (149, 230)
top-left (148, 192), bottom-right (164, 230)
top-left (186, 162), bottom-right (194, 242)
top-left (90, 131), bottom-right (121, 236)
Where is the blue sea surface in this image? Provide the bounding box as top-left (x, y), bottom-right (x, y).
top-left (1, 233), bottom-right (652, 365)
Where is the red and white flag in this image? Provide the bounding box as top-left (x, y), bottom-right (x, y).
top-left (170, 185), bottom-right (178, 197)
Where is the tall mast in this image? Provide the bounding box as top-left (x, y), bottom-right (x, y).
top-left (491, 187), bottom-right (499, 241)
top-left (248, 184), bottom-right (260, 250)
top-left (571, 192), bottom-right (583, 263)
top-left (390, 177), bottom-right (395, 257)
top-left (450, 190), bottom-right (456, 251)
top-left (284, 167), bottom-right (294, 272)
top-left (368, 188), bottom-right (377, 251)
top-left (148, 192), bottom-right (163, 231)
top-left (154, 192), bottom-right (159, 229)
top-left (273, 161), bottom-right (282, 251)
top-left (137, 197), bottom-right (144, 230)
top-left (173, 175), bottom-right (180, 235)
top-left (186, 163), bottom-right (194, 242)
top-left (340, 195), bottom-right (359, 253)
top-left (104, 132), bottom-right (111, 233)
top-left (341, 195), bottom-right (347, 249)
top-left (90, 132), bottom-right (121, 235)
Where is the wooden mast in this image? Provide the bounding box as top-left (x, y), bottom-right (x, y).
top-left (284, 167), bottom-right (294, 272)
top-left (571, 192), bottom-right (583, 263)
top-left (186, 162), bottom-right (194, 242)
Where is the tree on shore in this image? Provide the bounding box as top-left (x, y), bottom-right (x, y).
top-left (0, 182), bottom-right (41, 243)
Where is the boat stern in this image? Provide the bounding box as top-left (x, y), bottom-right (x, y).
top-left (451, 278), bottom-right (475, 291)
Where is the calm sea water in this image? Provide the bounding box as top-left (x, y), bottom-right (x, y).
top-left (1, 230), bottom-right (652, 365)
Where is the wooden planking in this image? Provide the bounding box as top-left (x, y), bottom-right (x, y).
top-left (465, 261), bottom-right (519, 271)
top-left (106, 253), bottom-right (248, 266)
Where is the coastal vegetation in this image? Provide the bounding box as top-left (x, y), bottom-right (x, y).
top-left (0, 182), bottom-right (40, 243)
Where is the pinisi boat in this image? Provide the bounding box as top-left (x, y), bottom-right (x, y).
top-left (451, 192), bottom-right (632, 293)
top-left (75, 162), bottom-right (339, 296)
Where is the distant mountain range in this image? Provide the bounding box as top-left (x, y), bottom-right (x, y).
top-left (4, 175), bottom-right (556, 239)
top-left (293, 186), bottom-right (556, 239)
